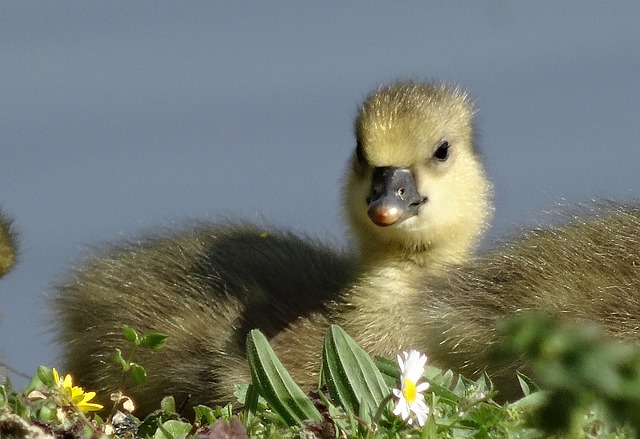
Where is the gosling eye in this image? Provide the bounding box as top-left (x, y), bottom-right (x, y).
top-left (433, 140), bottom-right (450, 161)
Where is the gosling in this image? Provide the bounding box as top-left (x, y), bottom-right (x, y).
top-left (53, 81), bottom-right (493, 414)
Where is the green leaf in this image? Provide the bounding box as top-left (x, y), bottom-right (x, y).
top-left (193, 405), bottom-right (217, 426)
top-left (243, 383), bottom-right (259, 425)
top-left (38, 405), bottom-right (56, 421)
top-left (233, 383), bottom-right (249, 403)
top-left (509, 390), bottom-right (548, 410)
top-left (123, 325), bottom-right (140, 344)
top-left (374, 355), bottom-right (400, 388)
top-left (141, 332), bottom-right (169, 350)
top-left (160, 395), bottom-right (176, 413)
top-left (131, 363), bottom-right (148, 384)
top-left (321, 325), bottom-right (390, 422)
top-left (113, 348), bottom-right (128, 371)
top-left (420, 366), bottom-right (459, 404)
top-left (516, 371), bottom-right (539, 397)
top-left (137, 411), bottom-right (179, 437)
top-left (153, 419), bottom-right (192, 439)
top-left (9, 392), bottom-right (30, 419)
top-left (37, 366), bottom-right (55, 387)
top-left (246, 329), bottom-right (322, 426)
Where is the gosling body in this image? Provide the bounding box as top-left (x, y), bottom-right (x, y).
top-left (54, 81), bottom-right (493, 414)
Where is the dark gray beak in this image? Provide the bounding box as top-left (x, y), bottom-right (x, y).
top-left (367, 167), bottom-right (426, 227)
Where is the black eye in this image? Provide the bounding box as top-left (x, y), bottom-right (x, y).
top-left (433, 140), bottom-right (450, 161)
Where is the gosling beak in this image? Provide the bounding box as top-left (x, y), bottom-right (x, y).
top-left (367, 167), bottom-right (426, 227)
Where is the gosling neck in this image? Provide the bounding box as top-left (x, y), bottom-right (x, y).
top-left (355, 231), bottom-right (476, 275)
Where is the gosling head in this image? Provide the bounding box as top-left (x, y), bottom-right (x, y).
top-left (345, 81), bottom-right (493, 268)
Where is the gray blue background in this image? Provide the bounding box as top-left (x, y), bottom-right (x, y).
top-left (1, 2), bottom-right (639, 387)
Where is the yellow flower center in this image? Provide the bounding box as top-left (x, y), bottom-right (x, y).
top-left (402, 378), bottom-right (417, 403)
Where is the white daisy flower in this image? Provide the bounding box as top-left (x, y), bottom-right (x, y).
top-left (392, 350), bottom-right (430, 427)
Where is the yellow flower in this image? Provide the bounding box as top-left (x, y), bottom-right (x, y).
top-left (392, 350), bottom-right (430, 427)
top-left (52, 368), bottom-right (104, 413)
top-left (52, 368), bottom-right (72, 391)
top-left (70, 387), bottom-right (104, 413)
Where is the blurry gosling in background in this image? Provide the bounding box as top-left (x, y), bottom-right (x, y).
top-left (0, 210), bottom-right (17, 278)
top-left (53, 81), bottom-right (493, 415)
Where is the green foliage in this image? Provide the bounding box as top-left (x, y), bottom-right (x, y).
top-left (0, 366), bottom-right (108, 438)
top-left (131, 363), bottom-right (148, 385)
top-left (153, 419), bottom-right (192, 439)
top-left (193, 404), bottom-right (217, 425)
top-left (244, 325), bottom-right (542, 438)
top-left (321, 324), bottom-right (391, 423)
top-left (36, 365), bottom-right (55, 387)
top-left (123, 325), bottom-right (138, 343)
top-left (500, 313), bottom-right (640, 436)
top-left (2, 321), bottom-right (639, 437)
top-left (115, 325), bottom-right (169, 386)
top-left (122, 325), bottom-right (169, 349)
top-left (245, 329), bottom-right (322, 426)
